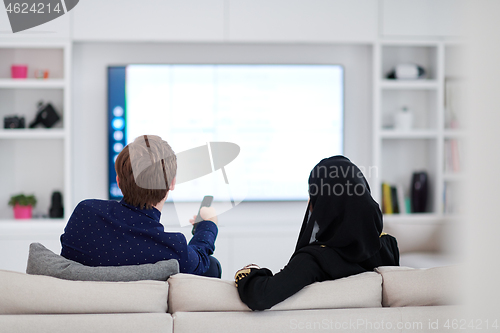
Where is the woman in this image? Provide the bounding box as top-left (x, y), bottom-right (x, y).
top-left (234, 156), bottom-right (399, 311)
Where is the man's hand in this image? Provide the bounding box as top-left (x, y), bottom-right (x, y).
top-left (200, 206), bottom-right (218, 225)
top-left (189, 207), bottom-right (218, 225)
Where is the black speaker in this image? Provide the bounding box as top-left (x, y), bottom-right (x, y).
top-left (49, 191), bottom-right (64, 218)
top-left (411, 172), bottom-right (428, 213)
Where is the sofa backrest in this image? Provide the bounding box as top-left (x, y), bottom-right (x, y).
top-left (376, 265), bottom-right (462, 307)
top-left (167, 266), bottom-right (462, 313)
top-left (0, 264), bottom-right (461, 316)
top-left (0, 269), bottom-right (169, 314)
top-left (167, 271), bottom-right (382, 313)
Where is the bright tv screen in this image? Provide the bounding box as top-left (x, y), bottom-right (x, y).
top-left (108, 64), bottom-right (344, 202)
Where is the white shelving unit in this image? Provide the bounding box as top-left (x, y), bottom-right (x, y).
top-left (0, 41), bottom-right (72, 223)
top-left (373, 40), bottom-right (465, 223)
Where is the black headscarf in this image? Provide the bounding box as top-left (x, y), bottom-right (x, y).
top-left (294, 156), bottom-right (383, 263)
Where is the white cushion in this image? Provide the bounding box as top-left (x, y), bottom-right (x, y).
top-left (376, 265), bottom-right (461, 307)
top-left (0, 269), bottom-right (169, 314)
top-left (167, 271), bottom-right (382, 312)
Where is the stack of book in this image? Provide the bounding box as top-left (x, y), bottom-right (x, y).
top-left (381, 183), bottom-right (410, 214)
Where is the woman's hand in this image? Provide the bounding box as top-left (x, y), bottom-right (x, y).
top-left (234, 263), bottom-right (261, 287)
top-left (241, 263), bottom-right (260, 270)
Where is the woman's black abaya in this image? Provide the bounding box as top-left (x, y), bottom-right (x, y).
top-left (236, 156), bottom-right (400, 311)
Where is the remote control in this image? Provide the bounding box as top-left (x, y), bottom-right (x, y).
top-left (192, 195), bottom-right (214, 235)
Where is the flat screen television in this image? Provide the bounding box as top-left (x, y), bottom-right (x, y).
top-left (108, 64), bottom-right (344, 202)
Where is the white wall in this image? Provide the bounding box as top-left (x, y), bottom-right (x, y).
top-left (381, 0), bottom-right (462, 37)
top-left (1, 0), bottom-right (465, 278)
top-left (71, 42), bottom-right (373, 278)
top-left (70, 0), bottom-right (378, 43)
top-left (0, 0), bottom-right (461, 42)
top-left (72, 42), bottom-right (373, 211)
top-left (463, 0), bottom-right (500, 323)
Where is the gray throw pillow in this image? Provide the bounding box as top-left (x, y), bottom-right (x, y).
top-left (26, 243), bottom-right (179, 282)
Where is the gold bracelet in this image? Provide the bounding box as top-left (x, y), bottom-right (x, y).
top-left (234, 268), bottom-right (252, 287)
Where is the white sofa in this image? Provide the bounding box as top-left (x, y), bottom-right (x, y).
top-left (0, 265), bottom-right (461, 333)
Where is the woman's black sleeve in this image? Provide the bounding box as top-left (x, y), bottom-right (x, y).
top-left (358, 234), bottom-right (400, 271)
top-left (236, 252), bottom-right (328, 311)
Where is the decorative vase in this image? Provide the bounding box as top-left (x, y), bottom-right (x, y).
top-left (13, 204), bottom-right (32, 219)
top-left (411, 172), bottom-right (428, 213)
top-left (394, 106), bottom-right (414, 131)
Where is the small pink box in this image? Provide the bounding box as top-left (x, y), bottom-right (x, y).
top-left (11, 65), bottom-right (28, 79)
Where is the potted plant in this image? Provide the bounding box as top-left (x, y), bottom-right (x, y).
top-left (8, 194), bottom-right (37, 219)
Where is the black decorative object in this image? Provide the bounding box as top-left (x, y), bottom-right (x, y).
top-left (387, 64), bottom-right (426, 80)
top-left (49, 191), bottom-right (64, 218)
top-left (29, 102), bottom-right (60, 128)
top-left (411, 171), bottom-right (428, 213)
top-left (4, 115), bottom-right (25, 129)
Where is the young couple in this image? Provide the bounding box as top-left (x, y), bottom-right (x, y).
top-left (61, 135), bottom-right (399, 311)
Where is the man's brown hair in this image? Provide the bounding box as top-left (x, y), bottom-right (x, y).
top-left (115, 135), bottom-right (177, 209)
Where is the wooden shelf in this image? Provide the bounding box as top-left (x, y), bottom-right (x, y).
top-left (0, 128), bottom-right (65, 139)
top-left (0, 79), bottom-right (65, 89)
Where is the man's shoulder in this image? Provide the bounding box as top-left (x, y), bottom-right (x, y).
top-left (76, 199), bottom-right (120, 210)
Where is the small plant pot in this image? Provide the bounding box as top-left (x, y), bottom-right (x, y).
top-left (13, 204), bottom-right (32, 219)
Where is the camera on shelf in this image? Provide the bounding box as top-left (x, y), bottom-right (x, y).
top-left (3, 116), bottom-right (26, 129)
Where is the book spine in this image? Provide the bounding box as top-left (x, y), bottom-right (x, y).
top-left (391, 186), bottom-right (399, 214)
top-left (382, 183), bottom-right (393, 214)
top-left (397, 184), bottom-right (407, 214)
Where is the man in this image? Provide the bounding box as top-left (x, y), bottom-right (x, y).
top-left (60, 135), bottom-right (221, 277)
